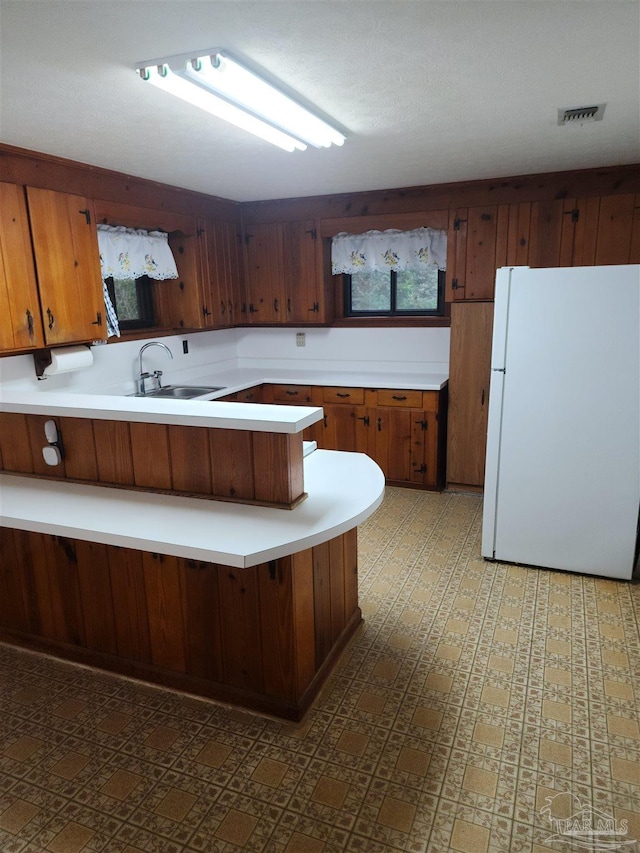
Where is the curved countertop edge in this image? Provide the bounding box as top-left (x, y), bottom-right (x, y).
top-left (0, 449), bottom-right (385, 568)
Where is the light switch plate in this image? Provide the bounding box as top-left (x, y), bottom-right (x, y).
top-left (296, 333), bottom-right (306, 347)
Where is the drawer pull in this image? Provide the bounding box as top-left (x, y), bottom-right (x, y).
top-left (392, 395), bottom-right (407, 401)
top-left (336, 392), bottom-right (351, 398)
top-left (286, 390), bottom-right (299, 396)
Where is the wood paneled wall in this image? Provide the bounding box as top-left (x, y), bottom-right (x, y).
top-left (0, 412), bottom-right (305, 508)
top-left (0, 526), bottom-right (359, 720)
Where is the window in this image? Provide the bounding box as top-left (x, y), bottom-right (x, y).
top-left (332, 226), bottom-right (447, 319)
top-left (345, 267), bottom-right (445, 316)
top-left (105, 275), bottom-right (155, 330)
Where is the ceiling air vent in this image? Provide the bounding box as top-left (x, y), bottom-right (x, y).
top-left (557, 104), bottom-right (606, 125)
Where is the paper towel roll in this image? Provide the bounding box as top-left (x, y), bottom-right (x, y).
top-left (43, 345), bottom-right (93, 377)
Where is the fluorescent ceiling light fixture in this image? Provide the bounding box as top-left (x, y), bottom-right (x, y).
top-left (137, 51), bottom-right (346, 152)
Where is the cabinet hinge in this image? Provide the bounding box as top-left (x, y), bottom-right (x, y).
top-left (78, 208), bottom-right (91, 225)
top-left (197, 227), bottom-right (205, 237)
top-left (453, 217), bottom-right (467, 231)
top-left (268, 561), bottom-right (277, 581)
top-left (451, 279), bottom-right (463, 290)
top-left (413, 463), bottom-right (427, 474)
top-left (305, 228), bottom-right (317, 239)
top-left (563, 208), bottom-right (580, 223)
top-left (414, 419), bottom-right (428, 430)
top-left (244, 233), bottom-right (253, 244)
top-left (309, 302), bottom-right (319, 312)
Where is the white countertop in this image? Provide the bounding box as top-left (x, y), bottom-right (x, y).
top-left (0, 449), bottom-right (385, 568)
top-left (0, 367), bottom-right (447, 431)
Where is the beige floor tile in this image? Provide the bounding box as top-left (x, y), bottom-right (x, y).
top-left (539, 738), bottom-right (572, 767)
top-left (96, 711), bottom-right (134, 734)
top-left (611, 756), bottom-right (640, 785)
top-left (100, 769), bottom-right (143, 800)
top-left (311, 776), bottom-right (349, 809)
top-left (462, 765), bottom-right (498, 797)
top-left (251, 757), bottom-right (288, 787)
top-left (425, 672), bottom-right (454, 693)
top-left (51, 698), bottom-right (87, 719)
top-left (144, 725), bottom-right (180, 751)
top-left (480, 685), bottom-right (510, 708)
top-left (335, 730), bottom-right (369, 756)
top-left (46, 821), bottom-right (94, 853)
top-left (214, 808), bottom-right (258, 846)
top-left (472, 722), bottom-right (505, 748)
top-left (154, 787), bottom-right (198, 821)
top-left (50, 751), bottom-right (90, 780)
top-left (606, 715), bottom-right (640, 740)
top-left (412, 707), bottom-right (444, 730)
top-left (3, 735), bottom-right (44, 762)
top-left (0, 799), bottom-right (40, 833)
top-left (396, 746), bottom-right (431, 776)
top-left (284, 832), bottom-right (325, 852)
top-left (195, 739), bottom-right (233, 768)
top-left (376, 795), bottom-right (417, 832)
top-left (450, 817), bottom-right (490, 852)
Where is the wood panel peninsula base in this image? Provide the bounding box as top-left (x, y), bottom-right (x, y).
top-left (0, 449), bottom-right (385, 721)
top-left (0, 527), bottom-right (359, 722)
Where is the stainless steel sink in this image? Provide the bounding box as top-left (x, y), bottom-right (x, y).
top-left (131, 385), bottom-right (225, 399)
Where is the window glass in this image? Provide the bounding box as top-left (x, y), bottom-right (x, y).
top-left (106, 275), bottom-right (155, 329)
top-left (346, 268), bottom-right (445, 316)
top-left (351, 270), bottom-right (392, 312)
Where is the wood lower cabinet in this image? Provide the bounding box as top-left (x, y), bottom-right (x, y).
top-left (447, 301), bottom-right (494, 491)
top-left (0, 527), bottom-right (360, 721)
top-left (262, 384), bottom-right (447, 490)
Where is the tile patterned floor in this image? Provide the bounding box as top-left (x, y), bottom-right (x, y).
top-left (1, 488), bottom-right (639, 852)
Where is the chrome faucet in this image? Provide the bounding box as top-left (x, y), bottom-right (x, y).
top-left (137, 342), bottom-right (173, 395)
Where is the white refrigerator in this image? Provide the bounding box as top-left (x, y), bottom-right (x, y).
top-left (481, 265), bottom-right (640, 580)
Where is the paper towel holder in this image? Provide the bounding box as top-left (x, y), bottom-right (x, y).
top-left (33, 345), bottom-right (92, 380)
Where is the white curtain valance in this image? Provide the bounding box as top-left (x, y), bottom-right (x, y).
top-left (97, 224), bottom-right (179, 282)
top-left (331, 227), bottom-right (447, 275)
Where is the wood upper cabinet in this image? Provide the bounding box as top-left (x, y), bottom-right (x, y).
top-left (283, 220), bottom-right (326, 322)
top-left (26, 186), bottom-right (107, 345)
top-left (447, 301), bottom-right (494, 490)
top-left (243, 222), bottom-right (285, 323)
top-left (243, 219), bottom-right (328, 325)
top-left (447, 205), bottom-right (509, 301)
top-left (447, 194), bottom-right (639, 302)
top-left (0, 182), bottom-right (44, 352)
top-left (197, 217), bottom-right (244, 328)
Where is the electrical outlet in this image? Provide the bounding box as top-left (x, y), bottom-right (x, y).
top-left (182, 340), bottom-right (189, 354)
top-left (296, 333), bottom-right (306, 347)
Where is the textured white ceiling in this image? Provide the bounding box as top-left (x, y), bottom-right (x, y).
top-left (1, 0), bottom-right (638, 202)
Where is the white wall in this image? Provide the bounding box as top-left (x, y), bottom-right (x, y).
top-left (0, 326), bottom-right (449, 393)
top-left (234, 326), bottom-right (450, 374)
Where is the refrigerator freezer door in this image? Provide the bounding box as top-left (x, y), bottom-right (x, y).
top-left (483, 265), bottom-right (640, 579)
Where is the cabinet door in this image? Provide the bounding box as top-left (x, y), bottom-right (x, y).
top-left (26, 187), bottom-right (106, 345)
top-left (283, 220), bottom-right (323, 323)
top-left (447, 206), bottom-right (509, 301)
top-left (0, 182), bottom-right (44, 352)
top-left (594, 194), bottom-right (638, 264)
top-left (198, 218), bottom-right (244, 328)
top-left (243, 223), bottom-right (285, 323)
top-left (447, 302), bottom-right (494, 490)
top-left (322, 404), bottom-right (368, 452)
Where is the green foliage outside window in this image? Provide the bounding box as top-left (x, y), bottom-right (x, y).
top-left (347, 267), bottom-right (444, 316)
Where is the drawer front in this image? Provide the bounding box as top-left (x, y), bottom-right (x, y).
top-left (237, 386), bottom-right (263, 403)
top-left (323, 386), bottom-right (365, 405)
top-left (272, 384), bottom-right (313, 403)
top-left (376, 389), bottom-right (424, 407)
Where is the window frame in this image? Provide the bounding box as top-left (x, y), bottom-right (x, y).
top-left (343, 268), bottom-right (446, 318)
